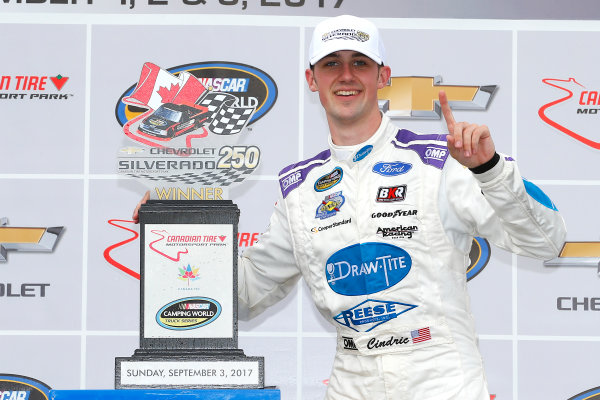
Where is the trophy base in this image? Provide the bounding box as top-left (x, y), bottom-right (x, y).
top-left (115, 349), bottom-right (264, 389)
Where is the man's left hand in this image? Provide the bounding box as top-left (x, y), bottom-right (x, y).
top-left (439, 90), bottom-right (496, 169)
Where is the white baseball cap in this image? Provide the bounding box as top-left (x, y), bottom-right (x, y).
top-left (308, 15), bottom-right (386, 66)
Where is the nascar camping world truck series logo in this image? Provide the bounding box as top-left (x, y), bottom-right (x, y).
top-left (115, 61), bottom-right (277, 187)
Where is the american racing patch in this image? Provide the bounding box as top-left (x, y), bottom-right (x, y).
top-left (376, 225), bottom-right (418, 239)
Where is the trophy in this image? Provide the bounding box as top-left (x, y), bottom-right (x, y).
top-left (115, 200), bottom-right (264, 389)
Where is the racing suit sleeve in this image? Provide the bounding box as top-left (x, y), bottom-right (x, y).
top-left (439, 154), bottom-right (566, 259)
top-left (238, 195), bottom-right (301, 320)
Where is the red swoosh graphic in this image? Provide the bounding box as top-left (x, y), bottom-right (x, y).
top-left (149, 229), bottom-right (189, 261)
top-left (123, 110), bottom-right (168, 149)
top-left (103, 219), bottom-right (140, 280)
top-left (538, 77), bottom-right (600, 149)
top-left (186, 126), bottom-right (208, 147)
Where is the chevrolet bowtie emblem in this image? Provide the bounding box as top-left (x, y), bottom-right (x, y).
top-left (544, 242), bottom-right (600, 275)
top-left (377, 76), bottom-right (497, 119)
top-left (0, 218), bottom-right (64, 262)
top-left (120, 147), bottom-right (145, 155)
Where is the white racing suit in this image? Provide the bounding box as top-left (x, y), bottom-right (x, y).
top-left (238, 115), bottom-right (566, 400)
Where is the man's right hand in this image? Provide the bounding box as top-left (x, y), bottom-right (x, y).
top-left (132, 190), bottom-right (150, 224)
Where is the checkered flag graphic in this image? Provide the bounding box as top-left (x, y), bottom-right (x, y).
top-left (210, 106), bottom-right (255, 135)
top-left (127, 168), bottom-right (254, 186)
top-left (196, 92), bottom-right (236, 120)
top-left (195, 92), bottom-right (255, 135)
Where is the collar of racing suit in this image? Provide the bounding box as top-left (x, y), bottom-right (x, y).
top-left (327, 113), bottom-right (396, 164)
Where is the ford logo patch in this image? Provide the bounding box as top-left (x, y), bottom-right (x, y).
top-left (325, 242), bottom-right (412, 295)
top-left (372, 161), bottom-right (412, 176)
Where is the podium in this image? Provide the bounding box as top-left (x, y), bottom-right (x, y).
top-left (115, 200), bottom-right (265, 390)
top-left (50, 389), bottom-right (280, 399)
top-left (49, 388), bottom-right (281, 400)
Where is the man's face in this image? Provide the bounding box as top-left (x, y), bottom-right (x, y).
top-left (305, 50), bottom-right (390, 126)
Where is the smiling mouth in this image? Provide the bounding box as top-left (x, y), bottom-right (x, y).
top-left (335, 90), bottom-right (360, 96)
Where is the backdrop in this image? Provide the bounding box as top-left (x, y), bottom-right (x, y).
top-left (1, 2), bottom-right (599, 400)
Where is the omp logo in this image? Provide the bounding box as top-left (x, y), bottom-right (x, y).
top-left (378, 76), bottom-right (496, 119)
top-left (539, 77), bottom-right (600, 150)
top-left (342, 336), bottom-right (357, 350)
top-left (282, 171), bottom-right (302, 190)
top-left (425, 146), bottom-right (448, 161)
top-left (544, 241), bottom-right (600, 275)
top-left (0, 219), bottom-right (63, 262)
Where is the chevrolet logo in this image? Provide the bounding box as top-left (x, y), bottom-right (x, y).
top-left (544, 242), bottom-right (600, 275)
top-left (0, 219), bottom-right (63, 262)
top-left (120, 147), bottom-right (145, 155)
top-left (377, 76), bottom-right (497, 119)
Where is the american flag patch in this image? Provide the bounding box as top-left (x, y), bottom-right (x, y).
top-left (411, 327), bottom-right (431, 343)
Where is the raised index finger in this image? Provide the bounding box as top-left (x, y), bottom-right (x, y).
top-left (438, 90), bottom-right (455, 131)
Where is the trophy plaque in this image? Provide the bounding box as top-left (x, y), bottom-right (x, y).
top-left (115, 200), bottom-right (264, 389)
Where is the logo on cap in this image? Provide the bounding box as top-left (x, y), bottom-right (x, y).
top-left (322, 29), bottom-right (369, 43)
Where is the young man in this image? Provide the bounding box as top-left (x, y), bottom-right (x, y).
top-left (133, 14), bottom-right (565, 400)
top-left (235, 15), bottom-right (566, 400)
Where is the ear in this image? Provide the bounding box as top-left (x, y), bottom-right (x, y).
top-left (377, 65), bottom-right (392, 89)
top-left (305, 68), bottom-right (319, 92)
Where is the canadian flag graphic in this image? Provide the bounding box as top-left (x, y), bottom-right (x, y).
top-left (123, 62), bottom-right (206, 110)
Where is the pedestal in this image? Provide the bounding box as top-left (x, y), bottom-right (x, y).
top-left (115, 200), bottom-right (264, 389)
